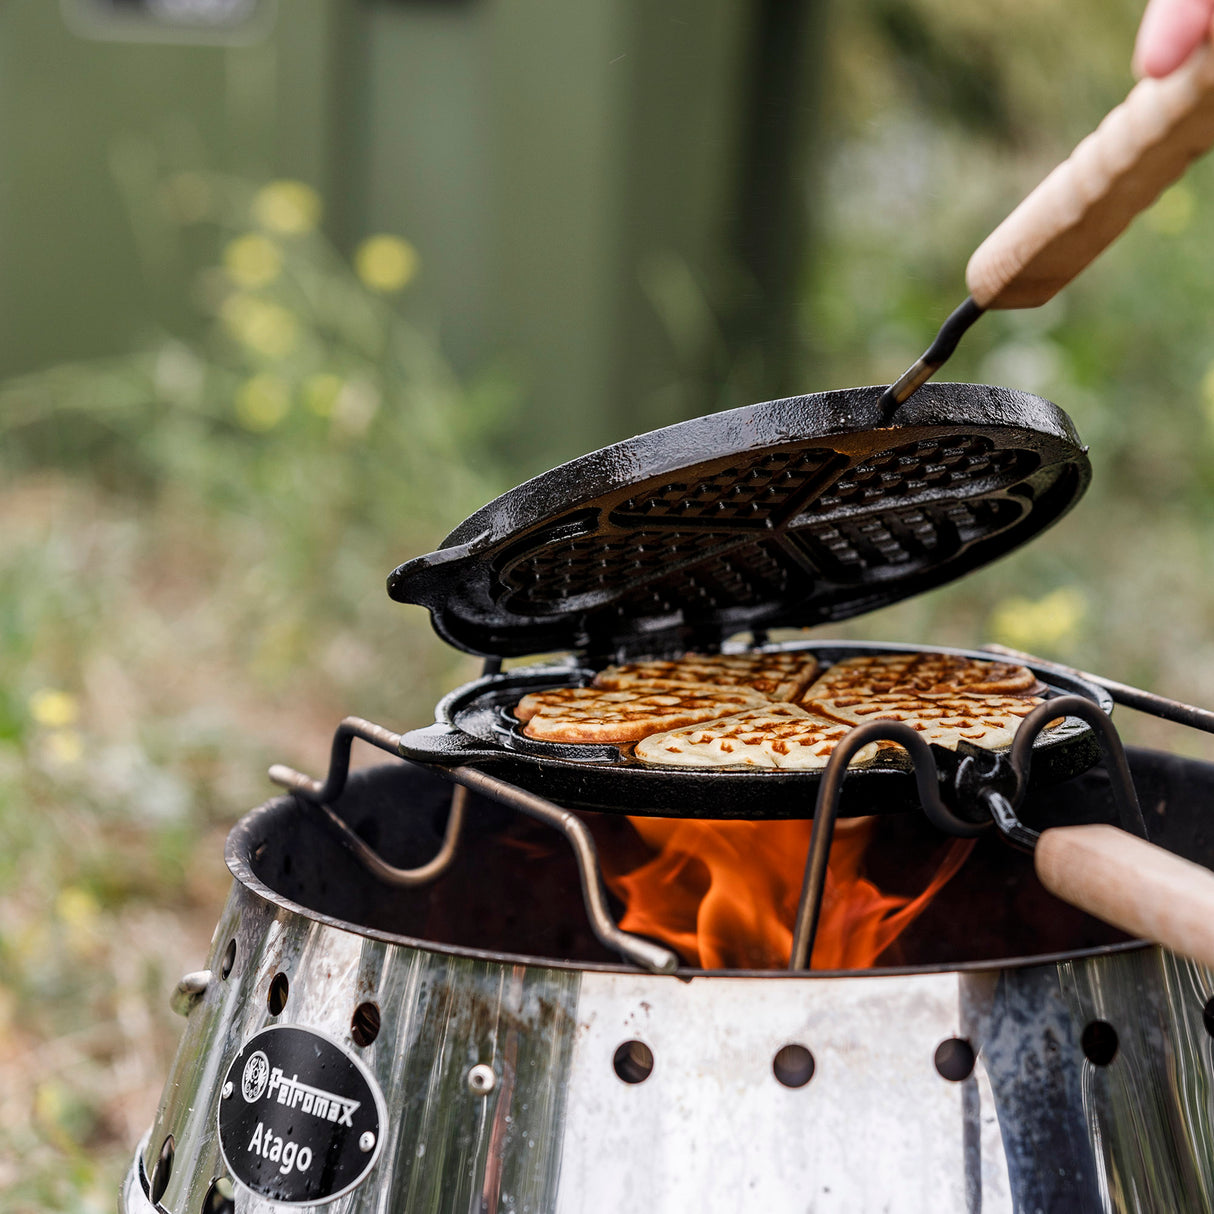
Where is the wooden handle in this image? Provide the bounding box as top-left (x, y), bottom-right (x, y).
top-left (1035, 823), bottom-right (1214, 968)
top-left (967, 39), bottom-right (1214, 309)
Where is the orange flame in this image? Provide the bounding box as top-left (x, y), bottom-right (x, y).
top-left (603, 816), bottom-right (974, 970)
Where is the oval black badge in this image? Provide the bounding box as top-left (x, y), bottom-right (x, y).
top-left (218, 1025), bottom-right (385, 1205)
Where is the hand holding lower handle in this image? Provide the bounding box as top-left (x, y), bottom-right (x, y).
top-left (1035, 824), bottom-right (1214, 968)
top-left (966, 38), bottom-right (1214, 310)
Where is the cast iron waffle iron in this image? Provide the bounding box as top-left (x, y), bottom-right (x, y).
top-left (389, 382), bottom-right (1108, 817)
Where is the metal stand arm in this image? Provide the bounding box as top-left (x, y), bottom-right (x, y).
top-left (267, 719), bottom-right (466, 888)
top-left (268, 718), bottom-right (678, 975)
top-left (443, 767), bottom-right (678, 975)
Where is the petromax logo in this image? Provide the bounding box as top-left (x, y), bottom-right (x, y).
top-left (220, 1025), bottom-right (384, 1202)
top-left (243, 1052), bottom-right (361, 1127)
top-left (242, 1051), bottom-right (270, 1102)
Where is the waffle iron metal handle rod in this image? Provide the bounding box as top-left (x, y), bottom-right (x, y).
top-left (1007, 696), bottom-right (1148, 839)
top-left (444, 767), bottom-right (680, 976)
top-left (788, 721), bottom-right (978, 971)
top-left (789, 698), bottom-right (1147, 970)
top-left (268, 717), bottom-right (467, 888)
top-left (1035, 824), bottom-right (1214, 970)
top-left (983, 644), bottom-right (1214, 735)
top-left (880, 35), bottom-right (1214, 416)
top-left (1000, 697), bottom-right (1214, 968)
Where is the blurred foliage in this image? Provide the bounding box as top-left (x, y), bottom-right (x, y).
top-left (0, 169), bottom-right (504, 1203)
top-left (793, 0), bottom-right (1214, 765)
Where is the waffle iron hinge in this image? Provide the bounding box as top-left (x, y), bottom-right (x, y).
top-left (788, 693), bottom-right (1152, 971)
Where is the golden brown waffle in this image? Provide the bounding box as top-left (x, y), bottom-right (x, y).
top-left (634, 702), bottom-right (881, 769)
top-left (515, 685), bottom-right (769, 743)
top-left (804, 652), bottom-right (1039, 699)
top-left (805, 689), bottom-right (1049, 751)
top-left (593, 652), bottom-right (821, 702)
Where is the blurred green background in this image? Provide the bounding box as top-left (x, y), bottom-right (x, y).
top-left (4, 0), bottom-right (1214, 1206)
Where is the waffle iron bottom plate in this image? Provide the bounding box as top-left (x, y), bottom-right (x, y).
top-left (399, 641), bottom-right (1113, 819)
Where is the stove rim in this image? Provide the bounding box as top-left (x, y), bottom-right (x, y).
top-left (228, 793), bottom-right (1148, 980)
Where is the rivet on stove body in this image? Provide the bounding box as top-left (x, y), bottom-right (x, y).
top-left (221, 1081), bottom-right (233, 1099)
top-left (467, 1063), bottom-right (496, 1095)
top-left (359, 1131), bottom-right (376, 1153)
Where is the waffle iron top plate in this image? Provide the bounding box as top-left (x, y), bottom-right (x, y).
top-left (388, 383), bottom-right (1090, 659)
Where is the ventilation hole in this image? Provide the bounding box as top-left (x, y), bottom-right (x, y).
top-left (267, 972), bottom-right (289, 1016)
top-left (772, 1043), bottom-right (815, 1088)
top-left (612, 1040), bottom-right (654, 1084)
top-left (1081, 1020), bottom-right (1119, 1067)
top-left (219, 938), bottom-right (236, 981)
top-left (150, 1134), bottom-right (174, 1205)
top-left (1203, 996), bottom-right (1214, 1038)
top-left (351, 1001), bottom-right (381, 1047)
top-left (201, 1176), bottom-right (236, 1214)
top-left (934, 1037), bottom-right (976, 1082)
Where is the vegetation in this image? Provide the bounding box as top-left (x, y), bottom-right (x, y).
top-left (809, 0), bottom-right (1214, 763)
top-left (0, 174), bottom-right (500, 1207)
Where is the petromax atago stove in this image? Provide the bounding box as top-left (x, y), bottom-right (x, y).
top-left (119, 385), bottom-right (1214, 1213)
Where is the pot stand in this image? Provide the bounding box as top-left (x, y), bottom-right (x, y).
top-left (268, 665), bottom-right (1213, 977)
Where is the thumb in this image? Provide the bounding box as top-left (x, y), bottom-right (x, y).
top-left (1133, 0), bottom-right (1214, 78)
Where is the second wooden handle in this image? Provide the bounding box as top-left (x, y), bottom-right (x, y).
top-left (1035, 823), bottom-right (1214, 968)
top-left (967, 39), bottom-right (1214, 310)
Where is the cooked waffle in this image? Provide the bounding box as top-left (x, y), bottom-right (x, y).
top-left (634, 702), bottom-right (882, 769)
top-left (805, 652), bottom-right (1040, 699)
top-left (515, 685), bottom-right (769, 743)
top-left (805, 689), bottom-right (1049, 751)
top-left (594, 652), bottom-right (821, 702)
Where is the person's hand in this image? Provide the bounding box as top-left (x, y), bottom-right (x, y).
top-left (1134, 0), bottom-right (1214, 77)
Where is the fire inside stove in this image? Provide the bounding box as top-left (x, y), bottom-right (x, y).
top-left (251, 758), bottom-right (1150, 973)
top-left (601, 816), bottom-right (974, 969)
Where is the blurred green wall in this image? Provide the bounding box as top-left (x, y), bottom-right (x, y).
top-left (0, 0), bottom-right (821, 469)
top-left (0, 1), bottom-right (339, 372)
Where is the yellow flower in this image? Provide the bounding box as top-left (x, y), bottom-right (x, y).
top-left (988, 587), bottom-right (1086, 653)
top-left (219, 294), bottom-right (298, 358)
top-left (29, 688), bottom-right (78, 728)
top-left (223, 233), bottom-right (282, 288)
top-left (57, 885), bottom-right (100, 930)
top-left (235, 374), bottom-right (292, 432)
top-left (46, 730), bottom-right (83, 765)
top-left (1146, 183), bottom-right (1195, 236)
top-left (34, 1081), bottom-right (67, 1129)
top-left (354, 235), bottom-right (418, 293)
top-left (254, 180), bottom-right (322, 235)
top-left (57, 886), bottom-right (101, 958)
top-left (304, 372), bottom-right (343, 417)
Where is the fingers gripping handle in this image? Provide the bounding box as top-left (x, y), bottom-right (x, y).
top-left (967, 39), bottom-right (1214, 310)
top-left (1036, 824), bottom-right (1214, 968)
